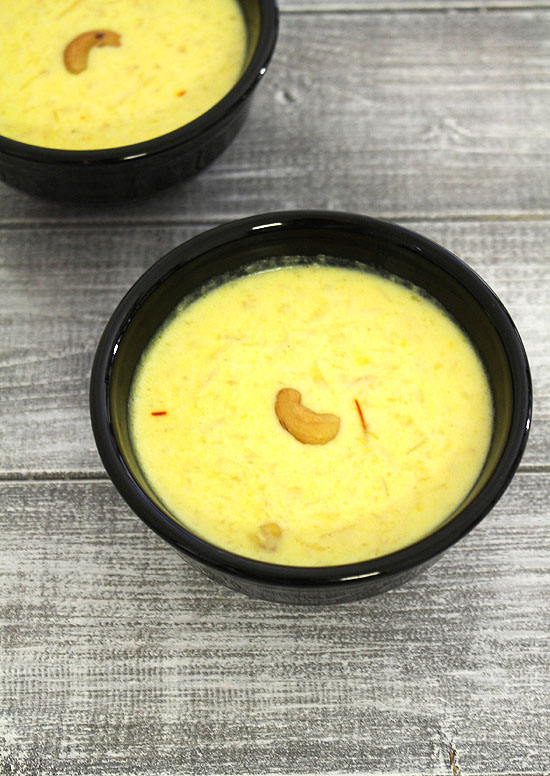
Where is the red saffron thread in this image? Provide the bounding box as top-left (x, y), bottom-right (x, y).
top-left (151, 411), bottom-right (167, 416)
top-left (354, 398), bottom-right (367, 433)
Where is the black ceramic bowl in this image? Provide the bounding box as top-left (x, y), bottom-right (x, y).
top-left (0, 1), bottom-right (278, 203)
top-left (90, 211), bottom-right (532, 605)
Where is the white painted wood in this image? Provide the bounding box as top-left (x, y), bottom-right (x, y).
top-left (0, 473), bottom-right (548, 775)
top-left (0, 11), bottom-right (548, 223)
top-left (0, 219), bottom-right (546, 476)
top-left (0, 3), bottom-right (548, 775)
top-left (281, 1), bottom-right (550, 8)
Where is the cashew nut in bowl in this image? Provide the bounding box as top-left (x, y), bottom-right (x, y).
top-left (256, 522), bottom-right (283, 551)
top-left (63, 30), bottom-right (121, 74)
top-left (275, 388), bottom-right (340, 445)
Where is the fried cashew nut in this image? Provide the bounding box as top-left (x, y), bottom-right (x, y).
top-left (63, 30), bottom-right (121, 74)
top-left (275, 387), bottom-right (340, 445)
top-left (257, 522), bottom-right (282, 552)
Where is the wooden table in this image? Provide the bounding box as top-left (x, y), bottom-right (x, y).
top-left (1, 2), bottom-right (549, 774)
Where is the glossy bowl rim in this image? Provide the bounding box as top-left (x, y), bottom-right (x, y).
top-left (90, 210), bottom-right (532, 589)
top-left (0, 0), bottom-right (279, 163)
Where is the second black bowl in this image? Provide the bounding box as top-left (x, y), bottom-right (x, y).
top-left (0, 0), bottom-right (278, 202)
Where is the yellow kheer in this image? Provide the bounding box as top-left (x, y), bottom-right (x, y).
top-left (129, 263), bottom-right (493, 567)
top-left (0, 0), bottom-right (247, 150)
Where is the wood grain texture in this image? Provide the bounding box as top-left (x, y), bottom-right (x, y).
top-left (0, 219), bottom-right (546, 476)
top-left (1, 3), bottom-right (549, 774)
top-left (281, 1), bottom-right (550, 8)
top-left (0, 473), bottom-right (548, 776)
top-left (0, 10), bottom-right (548, 223)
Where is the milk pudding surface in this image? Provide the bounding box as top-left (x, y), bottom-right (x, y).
top-left (129, 262), bottom-right (493, 566)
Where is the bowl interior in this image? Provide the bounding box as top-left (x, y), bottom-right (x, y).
top-left (103, 216), bottom-right (530, 571)
top-left (241, 0), bottom-right (262, 70)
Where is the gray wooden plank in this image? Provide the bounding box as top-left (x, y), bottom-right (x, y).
top-left (0, 219), bottom-right (546, 476)
top-left (0, 472), bottom-right (548, 776)
top-left (281, 1), bottom-right (550, 8)
top-left (0, 10), bottom-right (548, 223)
top-left (1, 4), bottom-right (547, 775)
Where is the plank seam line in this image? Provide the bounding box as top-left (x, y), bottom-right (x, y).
top-left (281, 4), bottom-right (550, 14)
top-left (0, 473), bottom-right (111, 483)
top-left (0, 213), bottom-right (550, 231)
